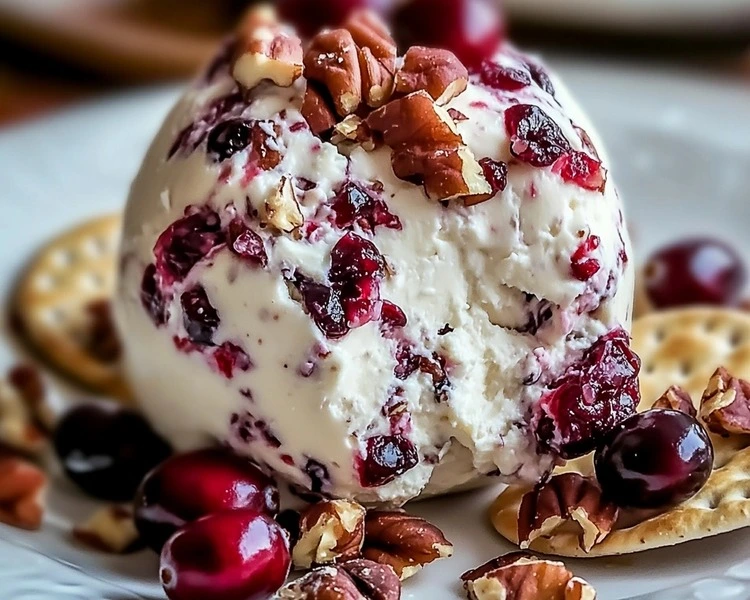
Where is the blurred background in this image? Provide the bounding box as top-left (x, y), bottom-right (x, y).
top-left (0, 0), bottom-right (748, 125)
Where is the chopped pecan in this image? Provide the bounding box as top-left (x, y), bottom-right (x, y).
top-left (293, 499), bottom-right (366, 569)
top-left (73, 505), bottom-right (141, 553)
top-left (518, 472), bottom-right (618, 552)
top-left (232, 5), bottom-right (304, 91)
top-left (653, 385), bottom-right (696, 417)
top-left (277, 560), bottom-right (400, 600)
top-left (362, 510), bottom-right (453, 580)
top-left (304, 29), bottom-right (362, 117)
top-left (0, 455), bottom-right (46, 530)
top-left (301, 85), bottom-right (338, 136)
top-left (262, 177), bottom-right (304, 234)
top-left (331, 115), bottom-right (377, 151)
top-left (395, 46), bottom-right (468, 105)
top-left (700, 367), bottom-right (750, 435)
top-left (250, 120), bottom-right (283, 170)
top-left (461, 552), bottom-right (596, 600)
top-left (366, 91), bottom-right (491, 202)
top-left (344, 11), bottom-right (397, 108)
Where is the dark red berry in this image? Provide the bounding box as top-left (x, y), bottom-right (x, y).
top-left (212, 342), bottom-right (254, 378)
top-left (294, 275), bottom-right (349, 339)
top-left (381, 301), bottom-right (407, 329)
top-left (524, 59), bottom-right (555, 96)
top-left (329, 232), bottom-right (386, 283)
top-left (553, 150), bottom-right (605, 192)
top-left (168, 93), bottom-right (245, 159)
top-left (644, 238), bottom-right (747, 309)
top-left (141, 263), bottom-right (170, 326)
top-left (595, 409), bottom-right (713, 508)
top-left (504, 104), bottom-right (571, 167)
top-left (160, 510), bottom-right (290, 600)
top-left (332, 182), bottom-right (402, 233)
top-left (227, 219), bottom-right (267, 267)
top-left (536, 328), bottom-right (641, 459)
top-left (181, 286), bottom-right (220, 345)
top-left (479, 157), bottom-right (508, 195)
top-left (207, 119), bottom-right (254, 162)
top-left (54, 402), bottom-right (171, 502)
top-left (135, 448), bottom-right (279, 552)
top-left (479, 61), bottom-right (530, 91)
top-left (357, 434), bottom-right (419, 487)
top-left (570, 235), bottom-right (601, 282)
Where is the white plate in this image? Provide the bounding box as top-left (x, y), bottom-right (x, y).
top-left (504, 0), bottom-right (750, 33)
top-left (1, 60), bottom-right (750, 599)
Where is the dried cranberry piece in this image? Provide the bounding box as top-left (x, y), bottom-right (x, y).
top-left (479, 61), bottom-right (530, 91)
top-left (168, 92), bottom-right (245, 159)
top-left (295, 275), bottom-right (349, 339)
top-left (213, 342), bottom-right (253, 378)
top-left (357, 434), bottom-right (419, 487)
top-left (141, 264), bottom-right (170, 326)
top-left (154, 209), bottom-right (225, 286)
top-left (553, 150), bottom-right (606, 192)
top-left (504, 104), bottom-right (570, 167)
top-left (332, 182), bottom-right (402, 233)
top-left (329, 232), bottom-right (386, 283)
top-left (393, 343), bottom-right (450, 402)
top-left (524, 60), bottom-right (555, 96)
top-left (571, 235), bottom-right (601, 282)
top-left (206, 118), bottom-right (254, 162)
top-left (181, 286), bottom-right (220, 345)
top-left (536, 328), bottom-right (641, 459)
top-left (479, 158), bottom-right (508, 195)
top-left (381, 301), bottom-right (407, 329)
top-left (227, 219), bottom-right (267, 267)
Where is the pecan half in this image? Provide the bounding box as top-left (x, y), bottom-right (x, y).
top-left (293, 499), bottom-right (366, 569)
top-left (518, 472), bottom-right (618, 553)
top-left (700, 367), bottom-right (750, 435)
top-left (0, 455), bottom-right (46, 530)
top-left (653, 385), bottom-right (696, 417)
top-left (304, 29), bottom-right (362, 117)
top-left (344, 11), bottom-right (397, 108)
top-left (362, 510), bottom-right (453, 580)
top-left (262, 176), bottom-right (304, 234)
top-left (232, 5), bottom-right (304, 91)
top-left (366, 91), bottom-right (491, 203)
top-left (278, 560), bottom-right (400, 600)
top-left (73, 505), bottom-right (141, 553)
top-left (301, 84), bottom-right (337, 136)
top-left (461, 552), bottom-right (596, 600)
top-left (395, 46), bottom-right (468, 105)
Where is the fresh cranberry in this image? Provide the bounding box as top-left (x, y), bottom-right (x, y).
top-left (479, 61), bottom-right (530, 91)
top-left (277, 0), bottom-right (392, 36)
top-left (504, 104), bottom-right (571, 168)
top-left (160, 510), bottom-right (290, 600)
top-left (381, 300), bottom-right (407, 329)
top-left (357, 434), bottom-right (419, 487)
top-left (227, 219), bottom-right (267, 267)
top-left (479, 158), bottom-right (508, 195)
top-left (168, 92), bottom-right (245, 159)
top-left (154, 209), bottom-right (225, 286)
top-left (134, 448), bottom-right (278, 552)
top-left (181, 286), bottom-right (220, 345)
top-left (644, 238), bottom-right (747, 309)
top-left (141, 264), bottom-right (170, 326)
top-left (294, 275), bottom-right (349, 339)
top-left (394, 0), bottom-right (504, 70)
top-left (332, 182), bottom-right (402, 233)
top-left (53, 402), bottom-right (171, 502)
top-left (570, 235), bottom-right (601, 282)
top-left (536, 328), bottom-right (641, 459)
top-left (206, 119), bottom-right (255, 162)
top-left (595, 409), bottom-right (713, 508)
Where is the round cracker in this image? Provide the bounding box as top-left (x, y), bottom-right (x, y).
top-left (490, 308), bottom-right (750, 557)
top-left (13, 215), bottom-right (131, 401)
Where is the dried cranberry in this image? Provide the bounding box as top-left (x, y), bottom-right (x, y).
top-left (168, 92), bottom-right (245, 159)
top-left (553, 151), bottom-right (606, 192)
top-left (154, 209), bottom-right (225, 286)
top-left (332, 182), bottom-right (402, 233)
top-left (479, 61), bottom-right (530, 91)
top-left (294, 275), bottom-right (349, 339)
top-left (213, 342), bottom-right (253, 378)
top-left (329, 232), bottom-right (386, 283)
top-left (644, 238), bottom-right (747, 309)
top-left (227, 219), bottom-right (267, 267)
top-left (570, 235), bottom-right (601, 282)
top-left (524, 60), bottom-right (555, 96)
top-left (181, 286), bottom-right (220, 345)
top-left (357, 435), bottom-right (419, 487)
top-left (381, 301), bottom-right (407, 329)
top-left (536, 328), bottom-right (641, 459)
top-left (479, 158), bottom-right (508, 195)
top-left (207, 118), bottom-right (254, 162)
top-left (504, 104), bottom-right (571, 167)
top-left (141, 264), bottom-right (170, 326)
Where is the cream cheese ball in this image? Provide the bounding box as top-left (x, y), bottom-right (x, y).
top-left (116, 9), bottom-right (638, 504)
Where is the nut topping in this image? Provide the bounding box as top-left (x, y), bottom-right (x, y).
top-left (518, 473), bottom-right (618, 553)
top-left (304, 30), bottom-right (362, 117)
top-left (653, 385), bottom-right (696, 417)
top-left (0, 455), bottom-right (46, 530)
top-left (278, 560), bottom-right (400, 600)
top-left (344, 11), bottom-right (397, 108)
top-left (362, 510), bottom-right (453, 580)
top-left (331, 116), bottom-right (377, 151)
top-left (395, 46), bottom-right (469, 105)
top-left (700, 367), bottom-right (750, 435)
top-left (366, 91), bottom-right (491, 203)
top-left (293, 499), bottom-right (366, 569)
top-left (73, 505), bottom-right (141, 553)
top-left (301, 85), bottom-right (338, 136)
top-left (461, 552), bottom-right (596, 600)
top-left (232, 5), bottom-right (304, 91)
top-left (262, 177), bottom-right (304, 234)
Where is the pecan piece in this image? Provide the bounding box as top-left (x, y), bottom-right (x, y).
top-left (366, 91), bottom-right (491, 202)
top-left (362, 510), bottom-right (453, 580)
top-left (0, 455), bottom-right (46, 530)
top-left (653, 384), bottom-right (696, 417)
top-left (700, 367), bottom-right (750, 435)
top-left (331, 115), bottom-right (377, 151)
top-left (395, 46), bottom-right (468, 105)
top-left (232, 5), bottom-right (304, 91)
top-left (518, 472), bottom-right (618, 552)
top-left (73, 505), bottom-right (141, 553)
top-left (304, 29), bottom-right (362, 117)
top-left (302, 85), bottom-right (338, 136)
top-left (461, 552), bottom-right (596, 600)
top-left (262, 177), bottom-right (304, 234)
top-left (277, 560), bottom-right (400, 600)
top-left (250, 120), bottom-right (283, 170)
top-left (344, 11), bottom-right (397, 108)
top-left (293, 499), bottom-right (366, 569)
